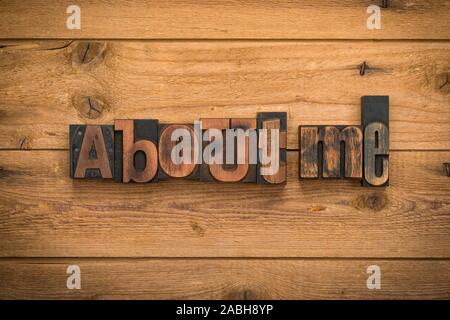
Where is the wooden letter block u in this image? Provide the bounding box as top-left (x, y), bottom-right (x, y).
top-left (200, 118), bottom-right (257, 182)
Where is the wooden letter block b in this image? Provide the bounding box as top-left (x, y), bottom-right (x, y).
top-left (299, 126), bottom-right (363, 179)
top-left (70, 125), bottom-right (114, 179)
top-left (114, 119), bottom-right (159, 183)
top-left (362, 96), bottom-right (389, 187)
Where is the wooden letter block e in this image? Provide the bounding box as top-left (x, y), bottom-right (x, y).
top-left (362, 96), bottom-right (389, 187)
top-left (70, 125), bottom-right (114, 179)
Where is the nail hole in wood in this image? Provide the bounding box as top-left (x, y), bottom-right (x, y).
top-left (359, 61), bottom-right (367, 76)
top-left (444, 163), bottom-right (450, 177)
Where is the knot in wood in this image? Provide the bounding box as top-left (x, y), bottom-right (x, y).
top-left (437, 73), bottom-right (449, 93)
top-left (77, 96), bottom-right (105, 119)
top-left (71, 42), bottom-right (106, 66)
top-left (444, 163), bottom-right (450, 177)
top-left (364, 192), bottom-right (387, 212)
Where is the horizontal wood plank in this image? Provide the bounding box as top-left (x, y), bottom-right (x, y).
top-left (0, 40), bottom-right (449, 150)
top-left (1, 0), bottom-right (450, 39)
top-left (0, 258), bottom-right (448, 299)
top-left (0, 150), bottom-right (449, 258)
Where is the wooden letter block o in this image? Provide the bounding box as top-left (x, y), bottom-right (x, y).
top-left (158, 124), bottom-right (198, 179)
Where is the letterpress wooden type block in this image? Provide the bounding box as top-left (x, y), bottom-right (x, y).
top-left (299, 126), bottom-right (319, 178)
top-left (114, 119), bottom-right (159, 183)
top-left (257, 112), bottom-right (287, 184)
top-left (362, 96), bottom-right (389, 187)
top-left (158, 124), bottom-right (200, 180)
top-left (200, 118), bottom-right (257, 182)
top-left (200, 118), bottom-right (229, 182)
top-left (299, 126), bottom-right (363, 179)
top-left (114, 127), bottom-right (123, 183)
top-left (228, 118), bottom-right (257, 182)
top-left (70, 125), bottom-right (114, 179)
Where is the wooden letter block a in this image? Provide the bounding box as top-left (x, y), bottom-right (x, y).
top-left (200, 118), bottom-right (257, 182)
top-left (70, 125), bottom-right (114, 179)
top-left (362, 96), bottom-right (389, 187)
top-left (299, 126), bottom-right (363, 179)
top-left (114, 119), bottom-right (159, 183)
top-left (158, 124), bottom-right (199, 180)
top-left (257, 112), bottom-right (287, 184)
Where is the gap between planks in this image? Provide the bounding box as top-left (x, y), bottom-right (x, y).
top-left (2, 38), bottom-right (450, 42)
top-left (1, 257), bottom-right (449, 262)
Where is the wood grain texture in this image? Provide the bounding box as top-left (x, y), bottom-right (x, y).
top-left (0, 259), bottom-right (449, 299)
top-left (0, 40), bottom-right (449, 150)
top-left (1, 0), bottom-right (449, 39)
top-left (0, 4), bottom-right (449, 299)
top-left (0, 150), bottom-right (449, 258)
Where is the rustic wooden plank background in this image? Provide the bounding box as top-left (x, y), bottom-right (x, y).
top-left (0, 0), bottom-right (449, 299)
top-left (1, 151), bottom-right (449, 257)
top-left (1, 0), bottom-right (450, 39)
top-left (1, 40), bottom-right (449, 150)
top-left (1, 259), bottom-right (449, 299)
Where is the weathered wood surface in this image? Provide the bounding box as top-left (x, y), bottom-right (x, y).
top-left (0, 259), bottom-right (448, 299)
top-left (1, 0), bottom-right (450, 39)
top-left (0, 40), bottom-right (449, 150)
top-left (0, 150), bottom-right (449, 257)
top-left (0, 1), bottom-right (449, 299)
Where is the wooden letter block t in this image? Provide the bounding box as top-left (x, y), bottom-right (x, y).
top-left (200, 118), bottom-right (257, 182)
top-left (257, 112), bottom-right (287, 184)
